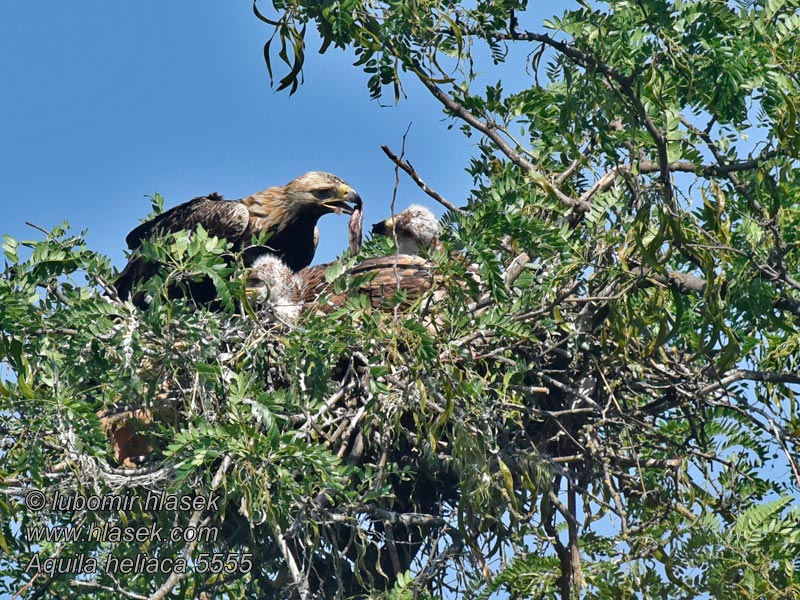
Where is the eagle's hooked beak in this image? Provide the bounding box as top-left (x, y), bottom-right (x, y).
top-left (322, 188), bottom-right (362, 215)
top-left (244, 277), bottom-right (263, 298)
top-left (371, 216), bottom-right (394, 236)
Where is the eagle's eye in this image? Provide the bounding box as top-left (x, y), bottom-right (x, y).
top-left (312, 188), bottom-right (334, 200)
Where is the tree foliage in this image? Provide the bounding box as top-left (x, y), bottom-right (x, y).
top-left (3, 0), bottom-right (800, 598)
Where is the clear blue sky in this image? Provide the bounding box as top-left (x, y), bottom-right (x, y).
top-left (1, 2), bottom-right (494, 270)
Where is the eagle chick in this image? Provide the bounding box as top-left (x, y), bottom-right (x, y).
top-left (246, 254), bottom-right (303, 324)
top-left (370, 204), bottom-right (440, 255)
top-left (298, 205), bottom-right (443, 312)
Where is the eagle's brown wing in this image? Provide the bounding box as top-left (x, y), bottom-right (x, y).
top-left (116, 196), bottom-right (250, 303)
top-left (299, 255), bottom-right (434, 312)
top-left (349, 255), bottom-right (434, 309)
top-left (125, 195), bottom-right (249, 250)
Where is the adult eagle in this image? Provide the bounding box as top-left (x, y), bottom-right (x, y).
top-left (114, 171), bottom-right (362, 303)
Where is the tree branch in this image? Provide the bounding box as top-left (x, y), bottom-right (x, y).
top-left (148, 454), bottom-right (232, 600)
top-left (698, 369), bottom-right (800, 395)
top-left (413, 71), bottom-right (536, 174)
top-left (479, 29), bottom-right (676, 209)
top-left (380, 145), bottom-right (462, 213)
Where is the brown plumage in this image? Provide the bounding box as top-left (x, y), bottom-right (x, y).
top-left (373, 203), bottom-right (482, 290)
top-left (293, 205), bottom-right (446, 312)
top-left (98, 402), bottom-right (180, 468)
top-left (114, 171), bottom-right (362, 303)
top-left (298, 254), bottom-right (435, 312)
top-left (247, 204), bottom-right (445, 314)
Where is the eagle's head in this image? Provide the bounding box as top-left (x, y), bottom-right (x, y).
top-left (371, 205), bottom-right (440, 255)
top-left (244, 171), bottom-right (362, 225)
top-left (284, 171), bottom-right (362, 217)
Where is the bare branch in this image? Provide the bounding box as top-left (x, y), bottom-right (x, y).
top-left (630, 265), bottom-right (708, 295)
top-left (275, 524), bottom-right (310, 600)
top-left (25, 221), bottom-right (51, 235)
top-left (357, 505), bottom-right (446, 528)
top-left (698, 369), bottom-right (800, 395)
top-left (148, 454), bottom-right (232, 600)
top-left (555, 137), bottom-right (597, 186)
top-left (503, 252), bottom-right (530, 287)
top-left (381, 144), bottom-right (462, 214)
top-left (70, 580), bottom-right (148, 600)
top-left (413, 71), bottom-right (536, 174)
